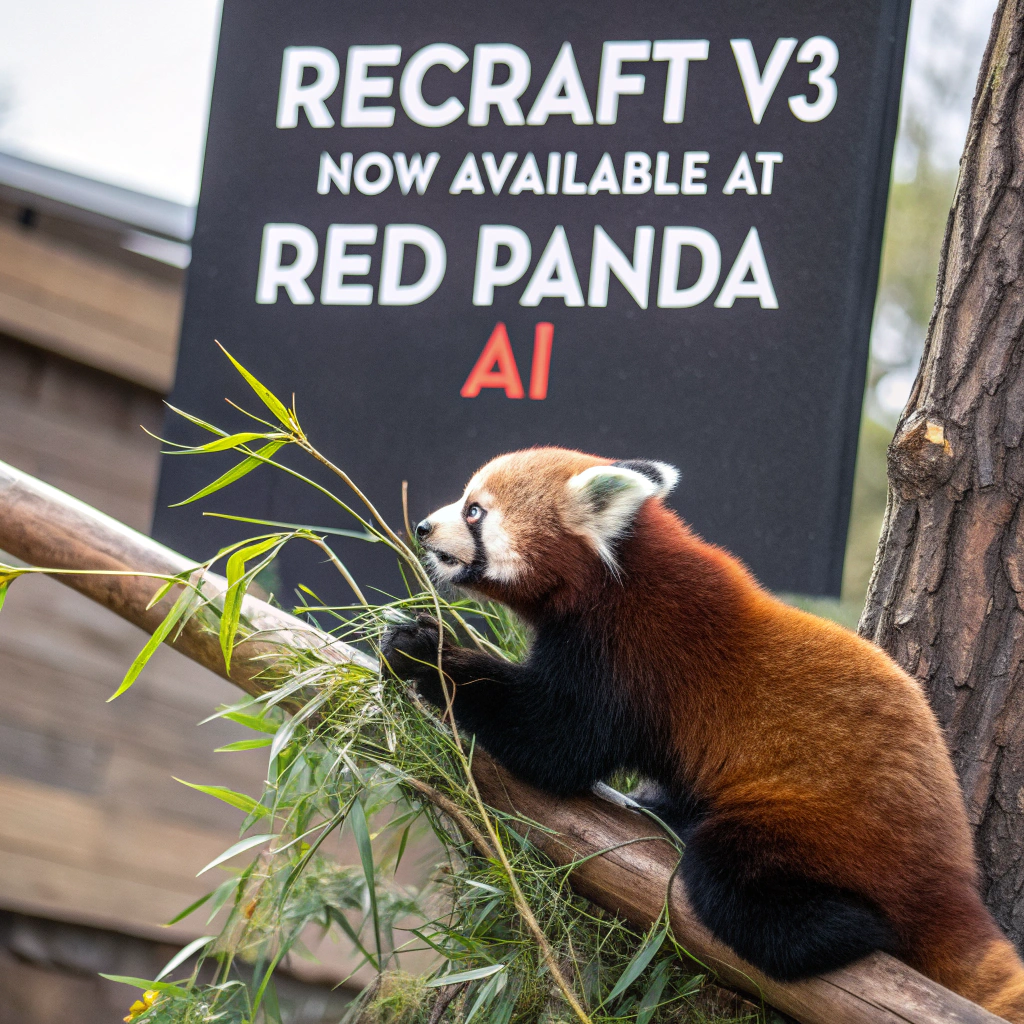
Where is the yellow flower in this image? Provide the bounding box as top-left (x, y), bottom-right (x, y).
top-left (123, 990), bottom-right (160, 1022)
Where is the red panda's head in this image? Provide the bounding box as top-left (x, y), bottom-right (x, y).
top-left (414, 448), bottom-right (679, 608)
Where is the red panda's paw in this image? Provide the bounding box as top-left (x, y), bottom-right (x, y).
top-left (379, 614), bottom-right (444, 682)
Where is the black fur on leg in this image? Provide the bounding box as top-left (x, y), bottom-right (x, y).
top-left (380, 615), bottom-right (441, 670)
top-left (681, 817), bottom-right (898, 981)
top-left (379, 614), bottom-right (448, 705)
top-left (379, 613), bottom-right (650, 797)
top-left (628, 780), bottom-right (707, 842)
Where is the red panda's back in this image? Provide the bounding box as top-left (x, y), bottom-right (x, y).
top-left (619, 504), bottom-right (978, 918)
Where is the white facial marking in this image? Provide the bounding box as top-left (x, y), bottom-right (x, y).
top-left (420, 497), bottom-right (475, 580)
top-left (480, 506), bottom-right (524, 582)
top-left (418, 478), bottom-right (525, 587)
top-left (431, 498), bottom-right (464, 529)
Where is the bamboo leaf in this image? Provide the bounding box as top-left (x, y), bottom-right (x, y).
top-left (217, 342), bottom-right (294, 428)
top-left (164, 890), bottom-right (213, 926)
top-left (278, 802), bottom-right (349, 910)
top-left (394, 824), bottom-right (411, 875)
top-left (0, 578), bottom-right (11, 615)
top-left (220, 535), bottom-right (282, 671)
top-left (605, 923), bottom-right (667, 1004)
top-left (489, 986), bottom-right (517, 1024)
top-left (462, 878), bottom-right (503, 895)
top-left (409, 927), bottom-right (455, 959)
top-left (196, 833), bottom-right (275, 876)
top-left (215, 737), bottom-right (274, 752)
top-left (145, 578), bottom-right (176, 611)
top-left (170, 440), bottom-right (285, 507)
top-left (223, 711), bottom-right (279, 734)
top-left (268, 690), bottom-right (326, 762)
top-left (109, 585), bottom-right (193, 700)
top-left (183, 431), bottom-right (280, 454)
top-left (465, 969), bottom-right (506, 1024)
top-left (174, 779), bottom-right (269, 817)
top-left (263, 977), bottom-right (283, 1024)
top-left (350, 799), bottom-right (381, 968)
top-left (676, 972), bottom-right (704, 997)
top-left (251, 947), bottom-right (286, 1015)
top-left (635, 961), bottom-right (672, 1024)
top-left (205, 512), bottom-right (377, 541)
top-left (328, 907), bottom-right (377, 967)
top-left (99, 976), bottom-right (188, 996)
top-left (426, 963), bottom-right (504, 987)
top-left (205, 875), bottom-right (244, 924)
top-left (155, 935), bottom-right (217, 981)
top-left (164, 403), bottom-right (228, 437)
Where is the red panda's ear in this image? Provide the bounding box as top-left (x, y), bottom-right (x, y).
top-left (566, 465), bottom-right (664, 568)
top-left (612, 460), bottom-right (679, 497)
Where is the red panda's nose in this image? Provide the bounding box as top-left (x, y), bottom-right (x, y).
top-left (415, 519), bottom-right (433, 540)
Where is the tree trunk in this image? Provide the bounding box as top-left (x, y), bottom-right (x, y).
top-left (860, 0), bottom-right (1024, 947)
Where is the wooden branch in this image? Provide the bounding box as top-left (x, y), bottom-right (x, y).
top-left (0, 458), bottom-right (1003, 1024)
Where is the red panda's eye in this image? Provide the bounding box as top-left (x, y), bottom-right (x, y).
top-left (465, 504), bottom-right (484, 525)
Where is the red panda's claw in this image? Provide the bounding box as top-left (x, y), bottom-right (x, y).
top-left (380, 620), bottom-right (442, 681)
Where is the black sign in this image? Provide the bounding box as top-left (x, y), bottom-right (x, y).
top-left (155, 0), bottom-right (910, 598)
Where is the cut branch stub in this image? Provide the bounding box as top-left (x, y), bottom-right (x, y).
top-left (888, 413), bottom-right (956, 501)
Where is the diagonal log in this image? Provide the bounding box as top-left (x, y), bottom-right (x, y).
top-left (0, 458), bottom-right (1003, 1024)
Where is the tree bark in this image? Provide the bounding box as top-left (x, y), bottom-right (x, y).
top-left (0, 457), bottom-right (1005, 1024)
top-left (860, 0), bottom-right (1024, 947)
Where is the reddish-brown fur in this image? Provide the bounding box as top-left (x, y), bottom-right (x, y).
top-left (429, 448), bottom-right (1024, 1018)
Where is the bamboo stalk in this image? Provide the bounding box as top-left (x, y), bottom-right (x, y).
top-left (0, 458), bottom-right (1003, 1024)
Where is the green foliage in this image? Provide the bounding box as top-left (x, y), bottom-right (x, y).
top-left (877, 169), bottom-right (957, 330)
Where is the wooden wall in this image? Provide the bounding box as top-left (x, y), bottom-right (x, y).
top-left (0, 203), bottom-right (181, 392)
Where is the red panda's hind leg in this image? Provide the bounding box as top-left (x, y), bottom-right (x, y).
top-left (628, 781), bottom-right (707, 842)
top-left (681, 816), bottom-right (898, 981)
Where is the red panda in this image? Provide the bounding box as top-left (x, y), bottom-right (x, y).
top-left (381, 447), bottom-right (1024, 1019)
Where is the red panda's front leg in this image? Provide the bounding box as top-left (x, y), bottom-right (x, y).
top-left (380, 614), bottom-right (524, 711)
top-left (380, 615), bottom-right (601, 795)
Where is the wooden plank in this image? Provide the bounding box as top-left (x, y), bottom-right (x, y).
top-left (0, 774), bottom-right (236, 893)
top-left (0, 772), bottom-right (426, 985)
top-left (0, 362), bottom-right (276, 938)
top-left (0, 222), bottom-right (180, 391)
top-left (0, 847), bottom-right (208, 945)
top-left (0, 334), bottom-right (162, 533)
top-left (0, 406), bottom-right (157, 513)
top-left (0, 589), bottom-right (273, 788)
top-left (0, 344), bottom-right (429, 987)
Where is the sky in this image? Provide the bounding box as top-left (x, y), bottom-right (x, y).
top-left (0, 0), bottom-right (222, 205)
top-left (895, 0), bottom-right (996, 177)
top-left (0, 0), bottom-right (998, 207)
